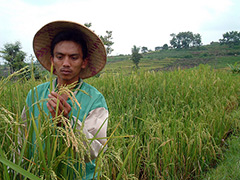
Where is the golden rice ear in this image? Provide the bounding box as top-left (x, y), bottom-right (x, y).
top-left (56, 82), bottom-right (82, 110)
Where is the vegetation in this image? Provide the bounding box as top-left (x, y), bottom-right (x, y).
top-left (228, 62), bottom-right (240, 74)
top-left (170, 31), bottom-right (202, 49)
top-left (130, 45), bottom-right (142, 69)
top-left (100, 31), bottom-right (114, 55)
top-left (106, 43), bottom-right (240, 74)
top-left (0, 30), bottom-right (240, 179)
top-left (219, 31), bottom-right (240, 46)
top-left (84, 22), bottom-right (114, 55)
top-left (202, 136), bottom-right (240, 179)
top-left (0, 41), bottom-right (26, 74)
top-left (0, 64), bottom-right (240, 179)
top-left (141, 46), bottom-right (148, 54)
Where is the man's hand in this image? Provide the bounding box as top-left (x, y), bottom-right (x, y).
top-left (47, 91), bottom-right (71, 119)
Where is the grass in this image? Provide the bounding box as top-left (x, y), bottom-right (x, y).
top-left (105, 43), bottom-right (240, 73)
top-left (0, 64), bottom-right (240, 179)
top-left (87, 65), bottom-right (240, 179)
top-left (203, 135), bottom-right (240, 180)
top-left (0, 71), bottom-right (100, 179)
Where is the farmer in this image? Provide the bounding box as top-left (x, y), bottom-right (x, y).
top-left (21, 21), bottom-right (108, 179)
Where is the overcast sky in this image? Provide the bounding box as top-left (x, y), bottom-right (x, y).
top-left (0, 0), bottom-right (239, 62)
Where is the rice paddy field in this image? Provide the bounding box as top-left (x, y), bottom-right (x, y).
top-left (0, 64), bottom-right (240, 179)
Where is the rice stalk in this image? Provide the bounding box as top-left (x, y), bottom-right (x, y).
top-left (56, 82), bottom-right (82, 109)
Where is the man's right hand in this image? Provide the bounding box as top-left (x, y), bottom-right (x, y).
top-left (47, 91), bottom-right (71, 119)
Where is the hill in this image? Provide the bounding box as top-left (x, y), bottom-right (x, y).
top-left (1, 43), bottom-right (240, 77)
top-left (105, 43), bottom-right (240, 74)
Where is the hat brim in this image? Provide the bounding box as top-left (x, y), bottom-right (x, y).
top-left (33, 21), bottom-right (107, 79)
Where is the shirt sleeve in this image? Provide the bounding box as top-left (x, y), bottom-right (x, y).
top-left (71, 107), bottom-right (108, 160)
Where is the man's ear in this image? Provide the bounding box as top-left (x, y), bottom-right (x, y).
top-left (50, 56), bottom-right (56, 73)
top-left (81, 58), bottom-right (88, 69)
top-left (50, 56), bottom-right (54, 63)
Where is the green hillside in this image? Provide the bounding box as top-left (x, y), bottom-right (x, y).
top-left (105, 43), bottom-right (240, 74)
top-left (1, 43), bottom-right (240, 78)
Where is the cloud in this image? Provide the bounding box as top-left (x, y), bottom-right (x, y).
top-left (0, 0), bottom-right (239, 58)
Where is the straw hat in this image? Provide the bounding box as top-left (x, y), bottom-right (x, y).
top-left (33, 21), bottom-right (107, 79)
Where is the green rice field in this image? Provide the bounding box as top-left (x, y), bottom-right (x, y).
top-left (0, 65), bottom-right (240, 179)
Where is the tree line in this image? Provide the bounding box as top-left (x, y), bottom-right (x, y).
top-left (132, 30), bottom-right (240, 68)
top-left (1, 29), bottom-right (240, 74)
top-left (140, 30), bottom-right (240, 54)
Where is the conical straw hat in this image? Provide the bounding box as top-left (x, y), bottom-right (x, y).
top-left (33, 20), bottom-right (107, 79)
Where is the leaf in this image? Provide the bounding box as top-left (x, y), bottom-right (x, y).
top-left (0, 156), bottom-right (41, 180)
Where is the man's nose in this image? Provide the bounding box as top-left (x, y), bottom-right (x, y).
top-left (62, 57), bottom-right (70, 66)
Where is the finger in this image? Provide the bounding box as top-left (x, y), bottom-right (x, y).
top-left (48, 97), bottom-right (65, 116)
top-left (49, 92), bottom-right (69, 109)
top-left (47, 102), bottom-right (64, 127)
top-left (50, 91), bottom-right (68, 102)
top-left (48, 93), bottom-right (64, 109)
top-left (62, 104), bottom-right (71, 117)
top-left (47, 101), bottom-right (56, 118)
top-left (48, 93), bottom-right (71, 117)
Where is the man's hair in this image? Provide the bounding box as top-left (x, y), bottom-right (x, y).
top-left (50, 29), bottom-right (88, 59)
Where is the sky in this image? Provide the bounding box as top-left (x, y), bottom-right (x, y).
top-left (0, 0), bottom-right (240, 63)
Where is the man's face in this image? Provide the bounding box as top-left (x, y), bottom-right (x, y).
top-left (51, 40), bottom-right (87, 85)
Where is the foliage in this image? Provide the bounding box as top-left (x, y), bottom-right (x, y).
top-left (219, 31), bottom-right (240, 46)
top-left (155, 46), bottom-right (162, 51)
top-left (84, 22), bottom-right (114, 55)
top-left (84, 22), bottom-right (92, 28)
top-left (87, 65), bottom-right (240, 179)
top-left (228, 62), bottom-right (240, 73)
top-left (100, 31), bottom-right (114, 55)
top-left (1, 41), bottom-right (26, 74)
top-left (170, 31), bottom-right (202, 49)
top-left (202, 135), bottom-right (240, 179)
top-left (162, 44), bottom-right (169, 50)
top-left (0, 71), bottom-right (106, 179)
top-left (130, 45), bottom-right (142, 68)
top-left (141, 46), bottom-right (148, 53)
top-left (105, 43), bottom-right (240, 74)
top-left (0, 65), bottom-right (240, 179)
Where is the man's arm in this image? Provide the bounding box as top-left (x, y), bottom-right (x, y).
top-left (47, 90), bottom-right (109, 160)
top-left (72, 107), bottom-right (108, 160)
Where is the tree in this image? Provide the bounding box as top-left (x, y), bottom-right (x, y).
top-left (155, 46), bottom-right (162, 51)
top-left (84, 22), bottom-right (92, 28)
top-left (130, 45), bottom-right (142, 68)
top-left (100, 31), bottom-right (114, 55)
top-left (192, 33), bottom-right (202, 47)
top-left (162, 44), bottom-right (169, 50)
top-left (1, 41), bottom-right (26, 74)
top-left (141, 46), bottom-right (148, 53)
top-left (170, 33), bottom-right (178, 48)
top-left (219, 31), bottom-right (240, 46)
top-left (170, 31), bottom-right (202, 49)
top-left (84, 22), bottom-right (114, 55)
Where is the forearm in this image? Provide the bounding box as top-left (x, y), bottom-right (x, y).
top-left (71, 107), bottom-right (108, 160)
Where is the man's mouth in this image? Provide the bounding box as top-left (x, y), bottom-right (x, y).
top-left (60, 69), bottom-right (72, 75)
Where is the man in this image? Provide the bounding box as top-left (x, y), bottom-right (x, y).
top-left (22, 21), bottom-right (108, 179)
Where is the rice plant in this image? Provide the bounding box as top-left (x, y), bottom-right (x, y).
top-left (0, 64), bottom-right (240, 179)
top-left (87, 65), bottom-right (240, 179)
top-left (0, 67), bottom-right (113, 179)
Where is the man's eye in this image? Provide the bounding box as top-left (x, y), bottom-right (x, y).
top-left (71, 56), bottom-right (78, 60)
top-left (56, 55), bottom-right (63, 59)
